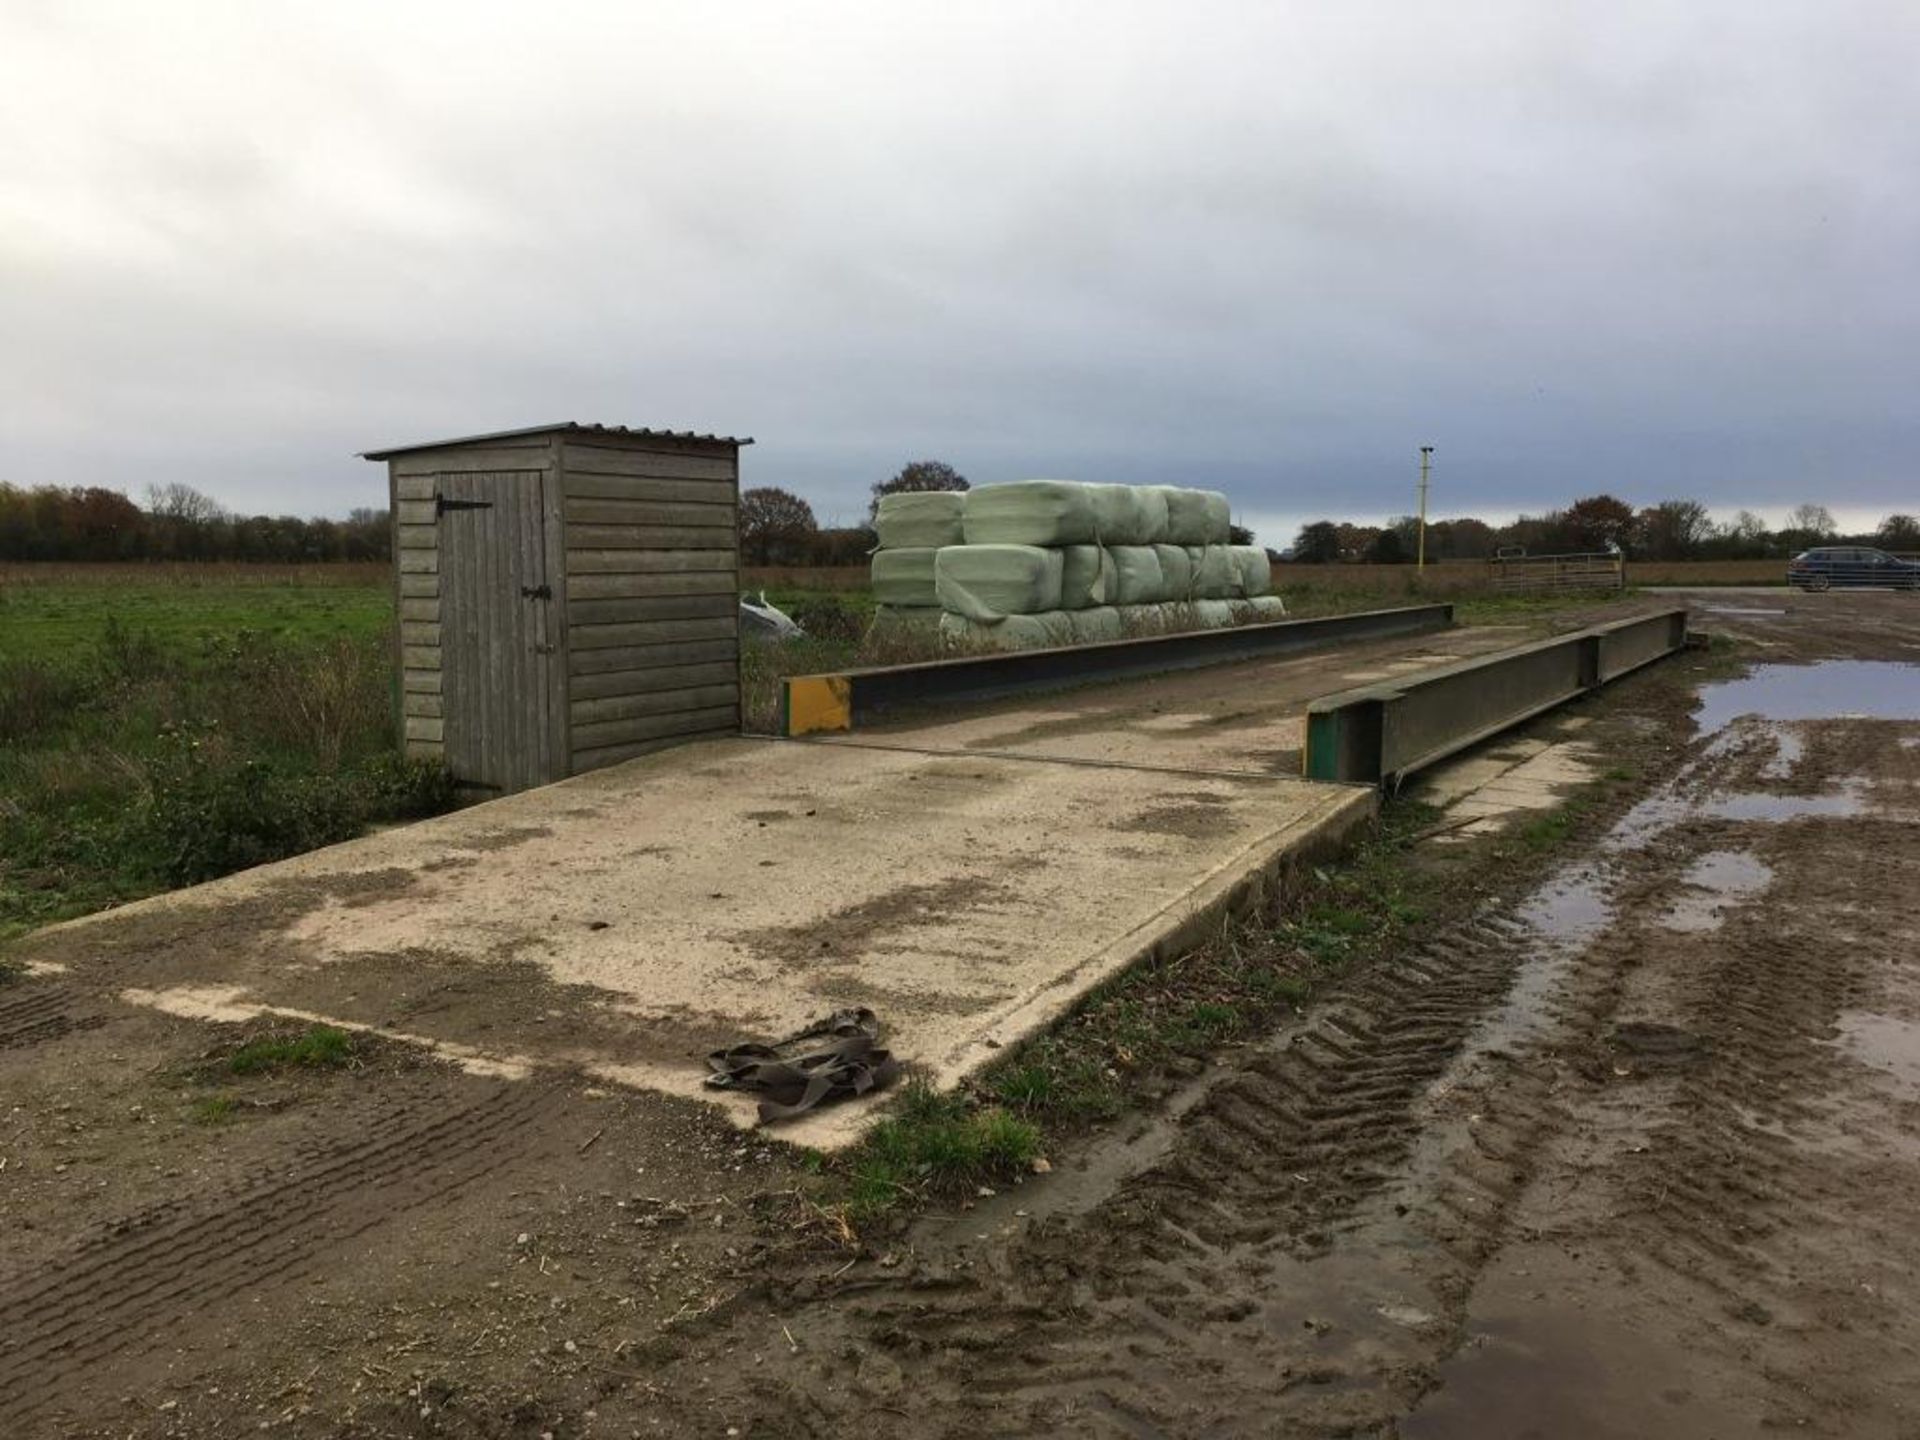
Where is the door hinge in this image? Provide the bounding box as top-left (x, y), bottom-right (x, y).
top-left (520, 584), bottom-right (552, 600)
top-left (436, 495), bottom-right (494, 514)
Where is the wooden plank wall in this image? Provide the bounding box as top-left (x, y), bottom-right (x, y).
top-left (387, 433), bottom-right (556, 772)
top-left (560, 438), bottom-right (741, 772)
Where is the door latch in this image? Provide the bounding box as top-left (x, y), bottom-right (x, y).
top-left (435, 495), bottom-right (494, 514)
top-left (520, 584), bottom-right (552, 600)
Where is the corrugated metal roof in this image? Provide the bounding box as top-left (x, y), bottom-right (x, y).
top-left (360, 421), bottom-right (753, 460)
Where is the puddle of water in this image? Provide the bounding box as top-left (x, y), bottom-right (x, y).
top-left (1455, 867), bottom-right (1614, 1058)
top-left (1695, 661), bottom-right (1920, 734)
top-left (1402, 1293), bottom-right (1720, 1439)
top-left (1702, 781), bottom-right (1870, 822)
top-left (1660, 850), bottom-right (1773, 932)
top-left (1831, 1012), bottom-right (1920, 1102)
top-left (1517, 868), bottom-right (1613, 945)
top-left (1609, 774), bottom-right (1873, 847)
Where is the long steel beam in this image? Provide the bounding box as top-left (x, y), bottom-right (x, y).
top-left (782, 603), bottom-right (1456, 736)
top-left (1303, 608), bottom-right (1689, 786)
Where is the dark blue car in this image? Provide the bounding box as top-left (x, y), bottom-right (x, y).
top-left (1787, 546), bottom-right (1920, 591)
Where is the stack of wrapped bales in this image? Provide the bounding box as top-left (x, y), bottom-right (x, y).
top-left (869, 493), bottom-right (965, 622)
top-left (871, 480), bottom-right (1284, 651)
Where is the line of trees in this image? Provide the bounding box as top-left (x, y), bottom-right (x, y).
top-left (1290, 497), bottom-right (1920, 565)
top-left (0, 482), bottom-right (390, 564)
top-left (14, 471), bottom-right (1911, 572)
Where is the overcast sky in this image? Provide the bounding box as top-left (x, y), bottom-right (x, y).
top-left (3, 1), bottom-right (1915, 544)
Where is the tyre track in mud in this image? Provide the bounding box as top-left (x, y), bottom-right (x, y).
top-left (0, 1079), bottom-right (563, 1428)
top-left (710, 719), bottom-right (1863, 1438)
top-left (0, 985), bottom-right (104, 1051)
top-left (730, 898), bottom-right (1618, 1439)
top-left (1609, 807), bottom-right (1911, 1315)
top-left (1397, 719), bottom-right (1920, 1437)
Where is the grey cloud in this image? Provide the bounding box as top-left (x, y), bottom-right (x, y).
top-left (1, 0), bottom-right (1916, 537)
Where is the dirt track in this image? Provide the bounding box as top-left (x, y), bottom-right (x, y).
top-left (3, 591), bottom-right (1919, 1438)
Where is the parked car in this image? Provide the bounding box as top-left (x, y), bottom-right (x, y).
top-left (1787, 546), bottom-right (1920, 591)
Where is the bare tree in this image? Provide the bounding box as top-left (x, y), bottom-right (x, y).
top-left (1634, 499), bottom-right (1714, 560)
top-left (1876, 513), bottom-right (1920, 550)
top-left (739, 486), bottom-right (818, 566)
top-left (1788, 503), bottom-right (1837, 538)
top-left (869, 460), bottom-right (968, 523)
top-left (144, 482), bottom-right (227, 524)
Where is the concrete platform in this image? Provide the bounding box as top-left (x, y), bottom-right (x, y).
top-left (12, 623), bottom-right (1568, 1147)
top-left (16, 739), bottom-right (1371, 1147)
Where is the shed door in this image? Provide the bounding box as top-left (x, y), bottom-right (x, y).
top-left (436, 470), bottom-right (556, 792)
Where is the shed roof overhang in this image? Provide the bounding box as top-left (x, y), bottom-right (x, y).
top-left (361, 422), bottom-right (754, 460)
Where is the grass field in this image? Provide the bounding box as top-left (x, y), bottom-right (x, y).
top-left (0, 563), bottom-right (444, 941)
top-left (0, 562), bottom-right (390, 665)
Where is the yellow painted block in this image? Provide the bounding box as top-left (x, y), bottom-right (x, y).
top-left (785, 675), bottom-right (852, 735)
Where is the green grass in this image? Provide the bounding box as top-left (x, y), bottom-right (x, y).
top-left (0, 568), bottom-right (451, 939)
top-left (0, 574), bottom-right (390, 666)
top-left (192, 1094), bottom-right (238, 1125)
top-left (227, 1024), bottom-right (356, 1075)
top-left (839, 1081), bottom-right (1040, 1220)
top-left (1511, 798), bottom-right (1590, 852)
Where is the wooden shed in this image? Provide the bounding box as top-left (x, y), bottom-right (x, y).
top-left (363, 422), bottom-right (751, 794)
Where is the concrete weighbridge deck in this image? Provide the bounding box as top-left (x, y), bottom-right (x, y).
top-left (9, 622), bottom-right (1546, 1148)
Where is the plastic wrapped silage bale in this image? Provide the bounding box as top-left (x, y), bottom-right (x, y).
top-left (1157, 487), bottom-right (1232, 545)
top-left (939, 610), bottom-right (1074, 652)
top-left (871, 604), bottom-right (942, 632)
top-left (1153, 543), bottom-right (1193, 600)
top-left (1067, 606), bottom-right (1125, 645)
top-left (1115, 602), bottom-right (1174, 636)
top-left (1186, 545), bottom-right (1236, 599)
top-left (1104, 546), bottom-right (1164, 605)
top-left (1229, 544), bottom-right (1272, 597)
top-left (961, 481), bottom-right (1097, 546)
top-left (1059, 545), bottom-right (1108, 609)
top-left (1087, 485), bottom-right (1166, 546)
top-left (870, 548), bottom-right (939, 609)
top-left (1192, 599), bottom-right (1237, 629)
top-left (935, 544), bottom-right (1064, 620)
top-left (873, 492), bottom-right (966, 549)
top-left (1246, 595), bottom-right (1287, 621)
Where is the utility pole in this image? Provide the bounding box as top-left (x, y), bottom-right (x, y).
top-left (1417, 445), bottom-right (1434, 572)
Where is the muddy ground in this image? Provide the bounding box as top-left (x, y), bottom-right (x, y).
top-left (4, 590), bottom-right (1919, 1438)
